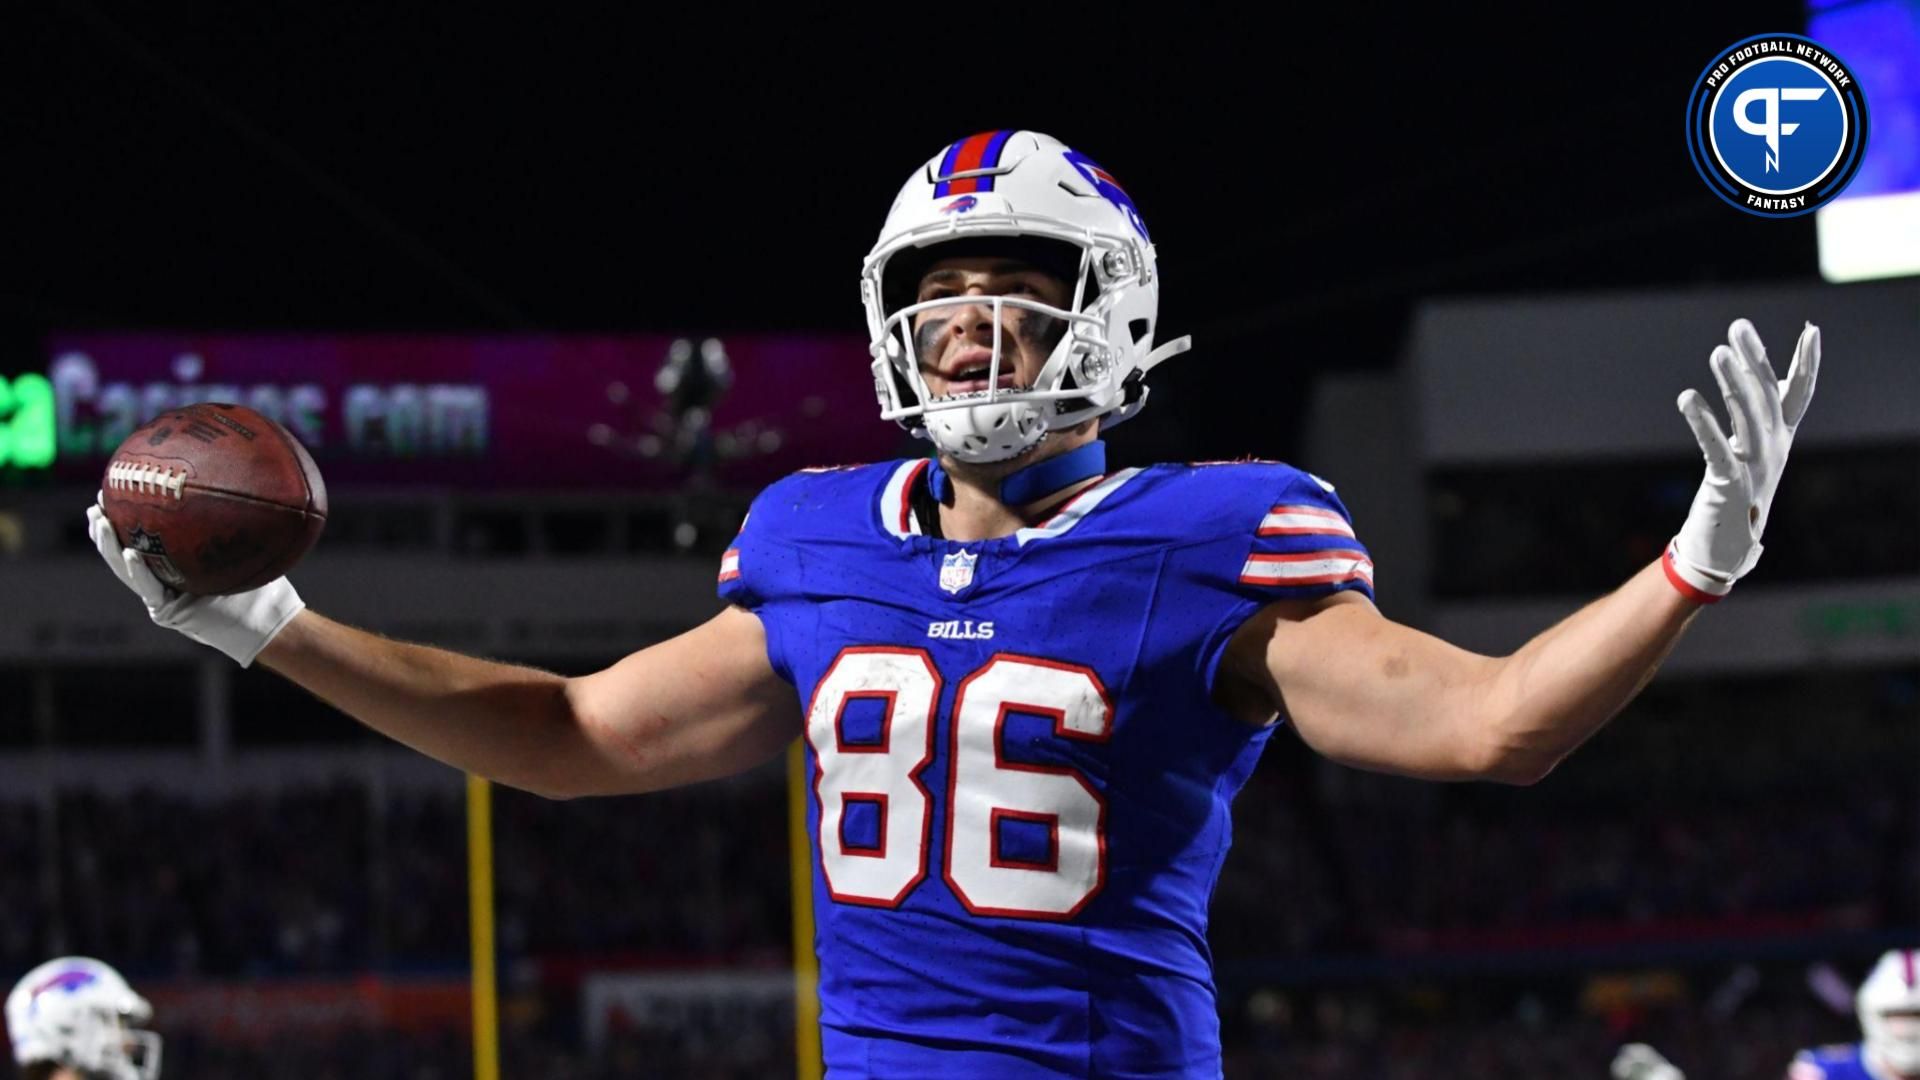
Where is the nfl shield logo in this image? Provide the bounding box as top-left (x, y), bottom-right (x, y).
top-left (939, 549), bottom-right (977, 594)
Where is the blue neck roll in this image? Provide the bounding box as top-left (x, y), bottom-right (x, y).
top-left (926, 440), bottom-right (1108, 507)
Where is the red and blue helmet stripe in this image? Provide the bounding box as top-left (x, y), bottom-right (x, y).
top-left (933, 130), bottom-right (1016, 197)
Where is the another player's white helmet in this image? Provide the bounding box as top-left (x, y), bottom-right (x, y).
top-left (6, 958), bottom-right (161, 1079)
top-left (1859, 948), bottom-right (1920, 1074)
top-left (860, 130), bottom-right (1191, 463)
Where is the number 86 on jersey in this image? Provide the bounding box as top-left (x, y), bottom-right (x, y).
top-left (807, 647), bottom-right (1113, 920)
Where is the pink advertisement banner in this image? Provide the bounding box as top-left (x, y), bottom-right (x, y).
top-left (40, 333), bottom-right (906, 490)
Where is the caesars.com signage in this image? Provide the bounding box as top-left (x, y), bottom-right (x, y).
top-left (51, 350), bottom-right (486, 460)
top-left (6, 333), bottom-right (892, 490)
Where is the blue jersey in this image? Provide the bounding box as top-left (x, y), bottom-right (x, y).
top-left (718, 457), bottom-right (1374, 1078)
top-left (1789, 1044), bottom-right (1881, 1080)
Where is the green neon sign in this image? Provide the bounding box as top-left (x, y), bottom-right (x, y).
top-left (1799, 599), bottom-right (1920, 643)
top-left (0, 373), bottom-right (56, 469)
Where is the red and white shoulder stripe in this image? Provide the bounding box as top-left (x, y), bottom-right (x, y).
top-left (1257, 504), bottom-right (1355, 539)
top-left (1240, 500), bottom-right (1368, 589)
top-left (879, 459), bottom-right (931, 539)
top-left (1240, 549), bottom-right (1373, 589)
top-left (718, 548), bottom-right (741, 583)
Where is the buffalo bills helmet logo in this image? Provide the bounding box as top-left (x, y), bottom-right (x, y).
top-left (1062, 149), bottom-right (1149, 240)
top-left (941, 195), bottom-right (979, 214)
top-left (33, 970), bottom-right (98, 997)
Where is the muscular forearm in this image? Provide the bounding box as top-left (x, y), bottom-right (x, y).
top-left (1254, 319), bottom-right (1814, 786)
top-left (256, 610), bottom-right (587, 798)
top-left (1480, 559), bottom-right (1700, 781)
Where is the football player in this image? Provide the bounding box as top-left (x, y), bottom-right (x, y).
top-left (86, 130), bottom-right (1821, 1076)
top-left (1612, 949), bottom-right (1920, 1080)
top-left (1789, 949), bottom-right (1920, 1080)
top-left (5, 958), bottom-right (160, 1080)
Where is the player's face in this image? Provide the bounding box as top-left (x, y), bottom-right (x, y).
top-left (1876, 1008), bottom-right (1920, 1076)
top-left (909, 256), bottom-right (1072, 400)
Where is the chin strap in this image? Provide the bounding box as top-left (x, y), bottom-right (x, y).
top-left (927, 440), bottom-right (1107, 507)
top-left (1102, 335), bottom-right (1194, 431)
top-left (1140, 334), bottom-right (1192, 374)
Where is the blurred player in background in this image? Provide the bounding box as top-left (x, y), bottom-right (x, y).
top-left (1611, 948), bottom-right (1920, 1080)
top-left (1790, 948), bottom-right (1920, 1080)
top-left (85, 130), bottom-right (1823, 1075)
top-left (5, 958), bottom-right (160, 1080)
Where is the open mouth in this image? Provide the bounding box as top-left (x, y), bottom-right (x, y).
top-left (942, 363), bottom-right (1019, 395)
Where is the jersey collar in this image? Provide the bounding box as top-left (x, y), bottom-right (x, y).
top-left (877, 457), bottom-right (1140, 543)
top-left (926, 440), bottom-right (1108, 506)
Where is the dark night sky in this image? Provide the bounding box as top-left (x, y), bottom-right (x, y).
top-left (4, 4), bottom-right (1818, 460)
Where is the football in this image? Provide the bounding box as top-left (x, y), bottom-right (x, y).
top-left (99, 402), bottom-right (328, 596)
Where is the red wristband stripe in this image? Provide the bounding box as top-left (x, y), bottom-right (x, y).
top-left (1661, 548), bottom-right (1724, 605)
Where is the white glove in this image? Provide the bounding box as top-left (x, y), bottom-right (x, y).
top-left (86, 495), bottom-right (306, 667)
top-left (1612, 1042), bottom-right (1686, 1080)
top-left (1665, 318), bottom-right (1820, 603)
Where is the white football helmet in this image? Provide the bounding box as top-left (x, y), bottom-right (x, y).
top-left (860, 130), bottom-right (1191, 463)
top-left (1860, 948), bottom-right (1920, 1075)
top-left (6, 958), bottom-right (161, 1079)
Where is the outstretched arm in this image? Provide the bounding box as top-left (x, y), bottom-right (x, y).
top-left (258, 605), bottom-right (798, 799)
top-left (1220, 319), bottom-right (1819, 784)
top-left (1220, 563), bottom-right (1693, 783)
top-left (89, 489), bottom-right (800, 801)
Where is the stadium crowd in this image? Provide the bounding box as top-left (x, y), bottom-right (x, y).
top-left (2, 665), bottom-right (1911, 1075)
